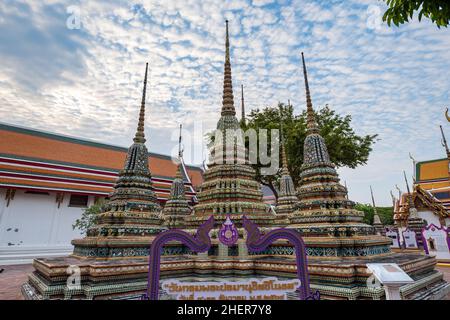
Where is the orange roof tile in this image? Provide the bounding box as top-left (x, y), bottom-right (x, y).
top-left (0, 123), bottom-right (203, 200)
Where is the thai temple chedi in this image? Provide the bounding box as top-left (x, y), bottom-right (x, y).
top-left (22, 21), bottom-right (450, 300)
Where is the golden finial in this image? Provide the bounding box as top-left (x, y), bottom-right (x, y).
top-left (403, 170), bottom-right (415, 208)
top-left (440, 125), bottom-right (450, 158)
top-left (390, 190), bottom-right (395, 205)
top-left (395, 184), bottom-right (402, 199)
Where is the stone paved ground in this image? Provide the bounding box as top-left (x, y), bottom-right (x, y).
top-left (0, 263), bottom-right (449, 300)
top-left (438, 264), bottom-right (450, 300)
top-left (0, 264), bottom-right (33, 300)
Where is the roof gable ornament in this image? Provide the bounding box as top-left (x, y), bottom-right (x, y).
top-left (440, 125), bottom-right (450, 159)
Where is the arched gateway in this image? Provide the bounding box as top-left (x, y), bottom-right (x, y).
top-left (143, 215), bottom-right (319, 300)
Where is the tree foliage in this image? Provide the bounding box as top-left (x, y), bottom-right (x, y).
top-left (355, 203), bottom-right (394, 226)
top-left (72, 201), bottom-right (103, 235)
top-left (382, 0), bottom-right (450, 28)
top-left (244, 103), bottom-right (378, 199)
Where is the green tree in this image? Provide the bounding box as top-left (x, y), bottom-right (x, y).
top-left (72, 201), bottom-right (103, 235)
top-left (355, 203), bottom-right (394, 226)
top-left (245, 103), bottom-right (378, 199)
top-left (382, 0), bottom-right (450, 28)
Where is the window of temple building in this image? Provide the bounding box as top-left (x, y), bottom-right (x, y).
top-left (94, 196), bottom-right (106, 205)
top-left (428, 238), bottom-right (436, 251)
top-left (68, 194), bottom-right (89, 207)
top-left (25, 191), bottom-right (50, 195)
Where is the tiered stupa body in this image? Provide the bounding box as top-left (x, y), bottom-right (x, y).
top-left (186, 21), bottom-right (274, 228)
top-left (22, 64), bottom-right (173, 300)
top-left (289, 54), bottom-right (391, 258)
top-left (72, 63), bottom-right (166, 258)
top-left (282, 53), bottom-right (449, 299)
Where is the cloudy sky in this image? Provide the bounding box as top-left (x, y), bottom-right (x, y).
top-left (1, 0), bottom-right (449, 206)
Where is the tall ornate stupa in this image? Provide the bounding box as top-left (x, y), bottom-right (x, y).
top-left (22, 63), bottom-right (171, 300)
top-left (289, 53), bottom-right (380, 248)
top-left (284, 53), bottom-right (448, 299)
top-left (185, 20), bottom-right (274, 228)
top-left (72, 62), bottom-right (166, 258)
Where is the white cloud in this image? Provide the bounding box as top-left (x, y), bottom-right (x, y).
top-left (0, 0), bottom-right (449, 206)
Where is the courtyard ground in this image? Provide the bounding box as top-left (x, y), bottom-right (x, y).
top-left (0, 263), bottom-right (449, 300)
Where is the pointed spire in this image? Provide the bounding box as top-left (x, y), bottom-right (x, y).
top-left (370, 185), bottom-right (377, 208)
top-left (370, 185), bottom-right (382, 224)
top-left (134, 62), bottom-right (148, 143)
top-left (301, 52), bottom-right (319, 135)
top-left (178, 124), bottom-right (183, 158)
top-left (176, 124), bottom-right (184, 180)
top-left (221, 20), bottom-right (235, 116)
top-left (279, 106), bottom-right (289, 175)
top-left (280, 141), bottom-right (289, 175)
top-left (240, 84), bottom-right (246, 125)
top-left (440, 125), bottom-right (450, 158)
top-left (344, 181), bottom-right (349, 199)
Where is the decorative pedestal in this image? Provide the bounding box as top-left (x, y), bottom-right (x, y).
top-left (367, 263), bottom-right (414, 300)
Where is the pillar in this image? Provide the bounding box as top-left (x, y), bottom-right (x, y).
top-left (218, 242), bottom-right (228, 259)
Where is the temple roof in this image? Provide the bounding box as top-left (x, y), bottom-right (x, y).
top-left (0, 122), bottom-right (203, 201)
top-left (393, 185), bottom-right (450, 221)
top-left (391, 155), bottom-right (450, 220)
top-left (415, 157), bottom-right (450, 188)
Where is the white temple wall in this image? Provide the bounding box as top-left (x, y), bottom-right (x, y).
top-left (0, 189), bottom-right (91, 265)
top-left (418, 210), bottom-right (443, 227)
